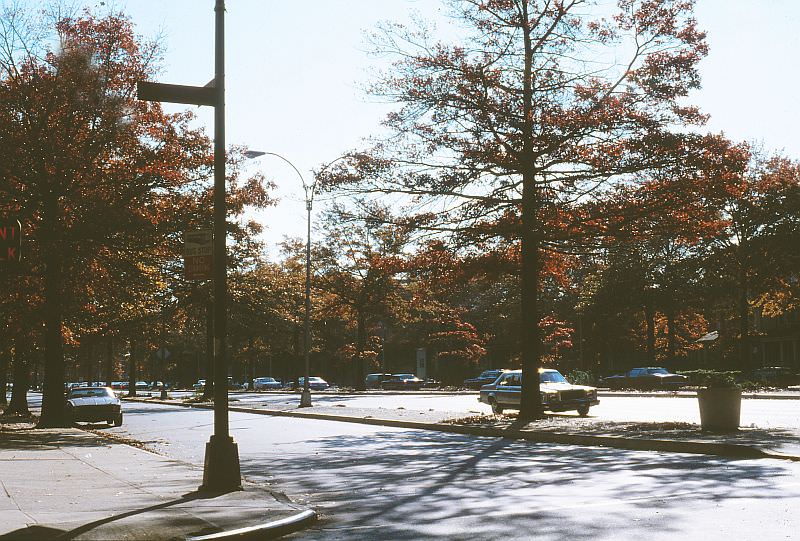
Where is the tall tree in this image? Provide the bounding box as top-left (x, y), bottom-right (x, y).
top-left (326, 0), bottom-right (709, 418)
top-left (0, 9), bottom-right (216, 426)
top-left (704, 147), bottom-right (800, 367)
top-left (315, 204), bottom-right (408, 388)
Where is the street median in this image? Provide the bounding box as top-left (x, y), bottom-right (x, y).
top-left (123, 396), bottom-right (800, 462)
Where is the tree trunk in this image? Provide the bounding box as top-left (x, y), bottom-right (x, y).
top-left (666, 304), bottom-right (676, 364)
top-left (248, 336), bottom-right (255, 389)
top-left (232, 338), bottom-right (243, 387)
top-left (83, 336), bottom-right (92, 385)
top-left (105, 335), bottom-right (114, 386)
top-left (738, 265), bottom-right (750, 369)
top-left (645, 297), bottom-right (656, 364)
top-left (354, 311), bottom-right (366, 390)
top-left (128, 336), bottom-right (138, 397)
top-left (518, 0), bottom-right (543, 421)
top-left (7, 348), bottom-right (30, 416)
top-left (38, 193), bottom-right (69, 428)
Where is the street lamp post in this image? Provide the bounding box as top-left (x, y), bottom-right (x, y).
top-left (244, 151), bottom-right (313, 406)
top-left (245, 151), bottom-right (350, 407)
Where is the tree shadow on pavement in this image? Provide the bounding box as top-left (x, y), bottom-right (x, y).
top-left (242, 429), bottom-right (797, 540)
top-left (0, 491), bottom-right (223, 541)
top-left (0, 525), bottom-right (66, 541)
top-left (0, 429), bottom-right (106, 451)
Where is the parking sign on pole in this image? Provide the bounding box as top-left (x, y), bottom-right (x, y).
top-left (184, 230), bottom-right (213, 280)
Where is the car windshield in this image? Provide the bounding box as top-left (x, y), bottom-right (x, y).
top-left (395, 374), bottom-right (415, 380)
top-left (647, 368), bottom-right (669, 375)
top-left (258, 378), bottom-right (276, 382)
top-left (539, 371), bottom-right (568, 383)
top-left (70, 388), bottom-right (112, 398)
top-left (481, 371), bottom-right (499, 378)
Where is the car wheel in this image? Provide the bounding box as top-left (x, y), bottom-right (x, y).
top-left (490, 398), bottom-right (504, 414)
top-left (577, 405), bottom-right (590, 417)
top-left (114, 412), bottom-right (123, 427)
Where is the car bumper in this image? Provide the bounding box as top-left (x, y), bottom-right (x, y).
top-left (71, 405), bottom-right (121, 422)
top-left (478, 395), bottom-right (599, 410)
top-left (544, 399), bottom-right (599, 412)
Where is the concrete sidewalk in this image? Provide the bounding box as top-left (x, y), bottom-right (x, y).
top-left (0, 424), bottom-right (315, 541)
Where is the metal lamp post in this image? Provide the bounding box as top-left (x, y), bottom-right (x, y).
top-left (244, 151), bottom-right (351, 407)
top-left (244, 151), bottom-right (314, 407)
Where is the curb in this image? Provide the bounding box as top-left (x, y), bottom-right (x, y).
top-left (187, 509), bottom-right (317, 541)
top-left (597, 391), bottom-right (800, 400)
top-left (123, 397), bottom-right (800, 462)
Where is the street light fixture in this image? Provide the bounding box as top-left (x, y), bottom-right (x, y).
top-left (245, 151), bottom-right (351, 407)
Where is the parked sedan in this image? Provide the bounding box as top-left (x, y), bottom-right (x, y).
top-left (66, 386), bottom-right (123, 426)
top-left (479, 369), bottom-right (599, 416)
top-left (463, 369), bottom-right (508, 390)
top-left (752, 366), bottom-right (800, 387)
top-left (365, 373), bottom-right (393, 389)
top-left (297, 377), bottom-right (330, 391)
top-left (253, 377), bottom-right (282, 391)
top-left (602, 367), bottom-right (688, 390)
top-left (380, 373), bottom-right (423, 391)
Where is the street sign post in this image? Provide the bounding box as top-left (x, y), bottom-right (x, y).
top-left (184, 230), bottom-right (213, 280)
top-left (137, 0), bottom-right (241, 492)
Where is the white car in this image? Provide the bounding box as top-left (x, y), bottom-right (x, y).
top-left (479, 369), bottom-right (599, 416)
top-left (66, 386), bottom-right (123, 426)
top-left (253, 377), bottom-right (282, 391)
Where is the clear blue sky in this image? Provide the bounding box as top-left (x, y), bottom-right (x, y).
top-left (80, 0), bottom-right (800, 254)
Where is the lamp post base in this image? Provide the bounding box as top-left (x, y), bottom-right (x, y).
top-left (200, 434), bottom-right (241, 492)
top-left (299, 389), bottom-right (312, 408)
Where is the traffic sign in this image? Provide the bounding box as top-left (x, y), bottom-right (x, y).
top-left (185, 229), bottom-right (213, 280)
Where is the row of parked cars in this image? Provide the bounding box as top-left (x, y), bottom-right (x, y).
top-left (66, 381), bottom-right (162, 391)
top-left (254, 374), bottom-right (439, 391)
top-left (464, 367), bottom-right (690, 392)
top-left (364, 373), bottom-right (443, 390)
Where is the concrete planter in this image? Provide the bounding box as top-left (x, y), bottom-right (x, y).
top-left (697, 387), bottom-right (742, 431)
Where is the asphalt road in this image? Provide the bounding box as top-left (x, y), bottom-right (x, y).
top-left (8, 390), bottom-right (800, 428)
top-left (6, 392), bottom-right (800, 539)
top-left (102, 401), bottom-right (800, 540)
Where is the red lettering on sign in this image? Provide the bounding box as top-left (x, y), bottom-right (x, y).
top-left (7, 247), bottom-right (16, 261)
top-left (0, 226), bottom-right (18, 241)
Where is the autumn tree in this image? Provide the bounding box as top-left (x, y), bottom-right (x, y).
top-left (326, 0), bottom-right (709, 418)
top-left (315, 204), bottom-right (408, 388)
top-left (702, 146), bottom-right (800, 367)
top-left (0, 8), bottom-right (228, 426)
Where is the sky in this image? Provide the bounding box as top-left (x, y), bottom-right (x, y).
top-left (71, 0), bottom-right (800, 255)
